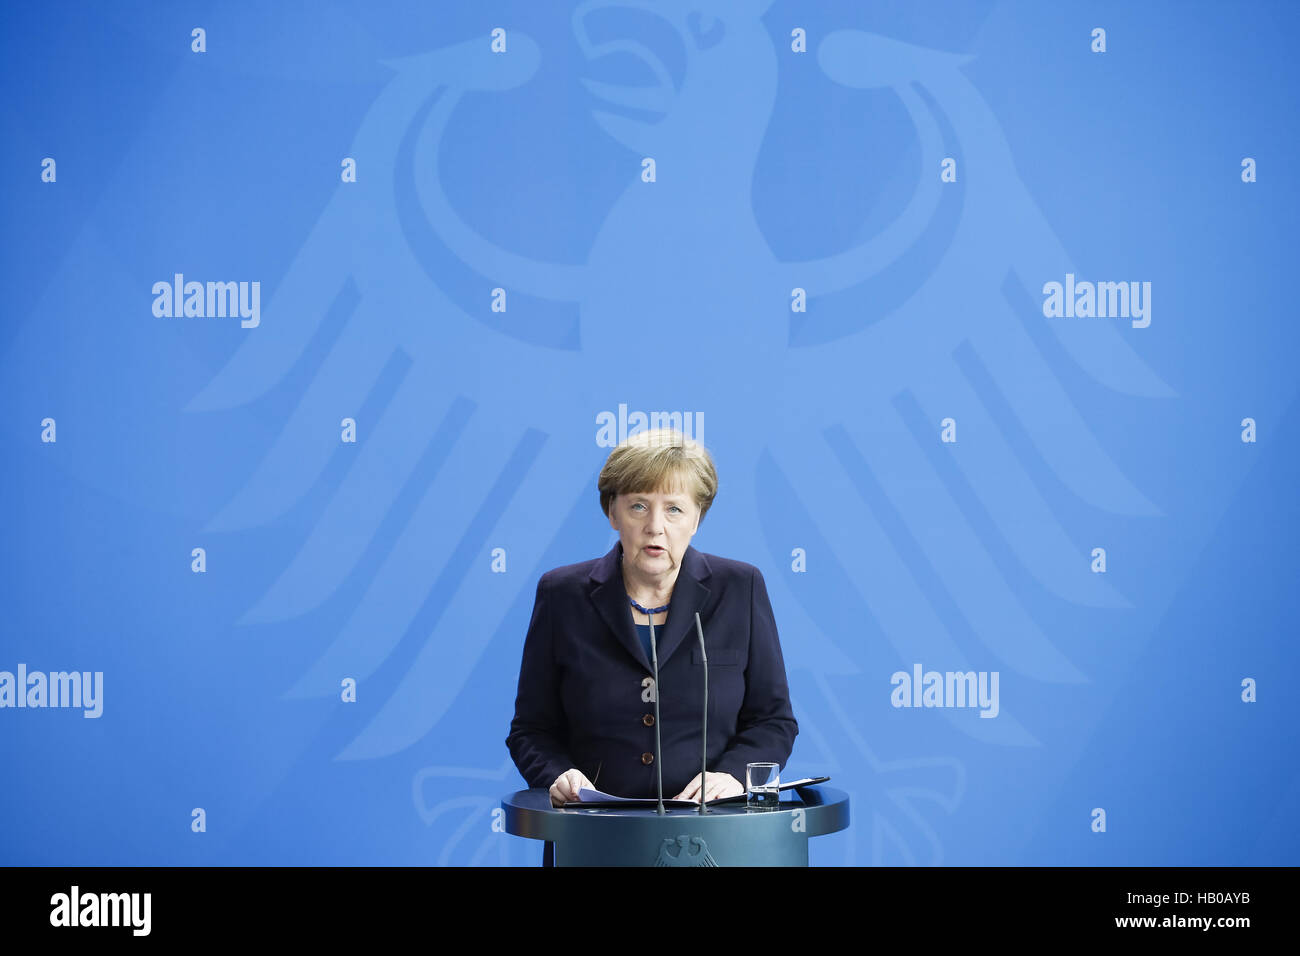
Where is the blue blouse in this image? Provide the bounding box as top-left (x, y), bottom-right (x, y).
top-left (634, 621), bottom-right (665, 664)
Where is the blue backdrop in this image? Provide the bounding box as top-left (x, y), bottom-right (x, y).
top-left (2, 0), bottom-right (1297, 866)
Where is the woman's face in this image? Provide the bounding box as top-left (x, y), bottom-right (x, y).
top-left (608, 479), bottom-right (701, 583)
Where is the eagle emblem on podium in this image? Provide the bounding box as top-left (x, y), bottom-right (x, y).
top-left (654, 836), bottom-right (719, 867)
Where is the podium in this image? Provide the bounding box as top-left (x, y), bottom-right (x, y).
top-left (501, 785), bottom-right (849, 866)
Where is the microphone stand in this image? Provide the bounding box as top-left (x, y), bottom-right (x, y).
top-left (648, 616), bottom-right (665, 816)
top-left (694, 612), bottom-right (708, 816)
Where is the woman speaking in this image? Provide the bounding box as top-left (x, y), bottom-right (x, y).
top-left (506, 427), bottom-right (799, 834)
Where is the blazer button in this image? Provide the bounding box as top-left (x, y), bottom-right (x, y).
top-left (641, 752), bottom-right (654, 765)
top-left (642, 714), bottom-right (655, 727)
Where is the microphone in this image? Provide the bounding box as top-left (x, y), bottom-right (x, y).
top-left (694, 612), bottom-right (708, 815)
top-left (647, 616), bottom-right (665, 815)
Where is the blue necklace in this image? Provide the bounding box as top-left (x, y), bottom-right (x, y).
top-left (629, 596), bottom-right (671, 616)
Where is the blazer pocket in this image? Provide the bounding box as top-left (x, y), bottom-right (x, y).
top-left (693, 648), bottom-right (744, 667)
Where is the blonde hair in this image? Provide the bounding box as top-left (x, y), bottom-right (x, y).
top-left (598, 428), bottom-right (718, 524)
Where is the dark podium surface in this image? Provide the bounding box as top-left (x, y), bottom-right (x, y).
top-left (502, 785), bottom-right (850, 866)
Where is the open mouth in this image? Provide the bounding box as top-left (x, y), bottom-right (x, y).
top-left (644, 546), bottom-right (666, 555)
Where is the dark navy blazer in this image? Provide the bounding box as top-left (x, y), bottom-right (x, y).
top-left (506, 540), bottom-right (798, 798)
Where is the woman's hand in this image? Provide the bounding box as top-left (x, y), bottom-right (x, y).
top-left (549, 768), bottom-right (595, 807)
top-left (672, 771), bottom-right (744, 803)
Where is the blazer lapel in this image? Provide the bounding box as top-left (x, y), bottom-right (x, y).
top-left (588, 540), bottom-right (713, 671)
top-left (589, 542), bottom-right (645, 670)
top-left (655, 546), bottom-right (712, 666)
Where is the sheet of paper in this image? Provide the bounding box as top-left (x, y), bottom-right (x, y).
top-left (576, 787), bottom-right (666, 803)
top-left (574, 787), bottom-right (739, 806)
top-left (575, 778), bottom-right (826, 803)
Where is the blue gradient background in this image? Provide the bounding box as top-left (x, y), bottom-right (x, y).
top-left (2, 0), bottom-right (1296, 866)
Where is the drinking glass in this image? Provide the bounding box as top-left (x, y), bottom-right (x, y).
top-left (746, 762), bottom-right (780, 811)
